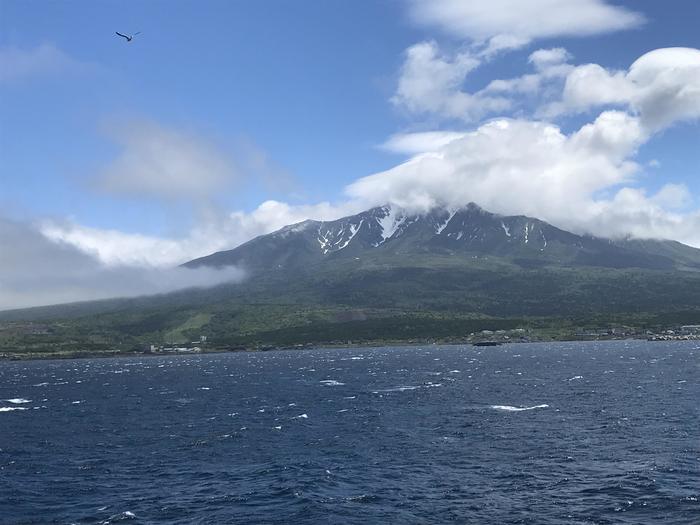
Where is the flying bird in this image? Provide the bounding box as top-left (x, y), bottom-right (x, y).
top-left (115, 31), bottom-right (140, 42)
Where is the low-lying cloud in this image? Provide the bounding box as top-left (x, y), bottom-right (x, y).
top-left (0, 218), bottom-right (245, 311)
top-left (40, 199), bottom-right (359, 268)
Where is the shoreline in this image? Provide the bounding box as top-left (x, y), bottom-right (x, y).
top-left (2, 335), bottom-right (698, 363)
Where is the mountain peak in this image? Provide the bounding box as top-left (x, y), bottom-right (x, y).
top-left (184, 202), bottom-right (700, 273)
top-left (464, 201), bottom-right (485, 213)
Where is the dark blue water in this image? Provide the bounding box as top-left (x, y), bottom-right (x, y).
top-left (1, 341), bottom-right (698, 524)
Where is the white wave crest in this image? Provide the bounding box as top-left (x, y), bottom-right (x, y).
top-left (6, 398), bottom-right (31, 404)
top-left (490, 404), bottom-right (549, 412)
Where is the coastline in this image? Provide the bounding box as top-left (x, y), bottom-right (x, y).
top-left (2, 335), bottom-right (697, 363)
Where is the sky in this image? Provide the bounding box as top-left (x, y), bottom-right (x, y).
top-left (1, 0), bottom-right (699, 309)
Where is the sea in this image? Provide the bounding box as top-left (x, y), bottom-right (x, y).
top-left (0, 340), bottom-right (698, 524)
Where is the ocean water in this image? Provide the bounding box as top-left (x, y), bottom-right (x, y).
top-left (1, 341), bottom-right (698, 524)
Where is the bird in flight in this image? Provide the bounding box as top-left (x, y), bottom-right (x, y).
top-left (115, 31), bottom-right (140, 42)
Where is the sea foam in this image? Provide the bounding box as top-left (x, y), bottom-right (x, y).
top-left (6, 398), bottom-right (31, 404)
top-left (490, 404), bottom-right (549, 412)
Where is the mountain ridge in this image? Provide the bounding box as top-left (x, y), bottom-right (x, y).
top-left (3, 202), bottom-right (700, 355)
top-left (184, 202), bottom-right (700, 273)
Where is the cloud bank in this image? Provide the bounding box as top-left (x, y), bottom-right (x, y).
top-left (40, 199), bottom-right (358, 267)
top-left (348, 113), bottom-right (700, 246)
top-left (0, 218), bottom-right (244, 311)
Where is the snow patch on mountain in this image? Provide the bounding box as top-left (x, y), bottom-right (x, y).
top-left (317, 228), bottom-right (332, 254)
top-left (373, 206), bottom-right (407, 246)
top-left (501, 221), bottom-right (511, 237)
top-left (317, 218), bottom-right (367, 255)
top-left (436, 211), bottom-right (456, 235)
top-left (336, 220), bottom-right (363, 251)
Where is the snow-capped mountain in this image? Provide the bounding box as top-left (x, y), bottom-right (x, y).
top-left (8, 203), bottom-right (700, 330)
top-left (185, 203), bottom-right (700, 273)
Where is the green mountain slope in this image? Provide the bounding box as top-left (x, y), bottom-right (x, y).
top-left (3, 204), bottom-right (700, 355)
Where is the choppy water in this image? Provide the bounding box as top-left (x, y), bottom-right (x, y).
top-left (1, 341), bottom-right (698, 524)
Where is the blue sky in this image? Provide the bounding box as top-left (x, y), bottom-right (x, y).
top-left (1, 0), bottom-right (700, 308)
top-left (2, 1), bottom-right (410, 231)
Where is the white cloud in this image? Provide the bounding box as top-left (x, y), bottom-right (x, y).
top-left (40, 222), bottom-right (198, 268)
top-left (407, 0), bottom-right (644, 53)
top-left (569, 110), bottom-right (647, 162)
top-left (94, 119), bottom-right (297, 209)
top-left (349, 115), bottom-right (641, 214)
top-left (0, 218), bottom-right (244, 311)
top-left (584, 188), bottom-right (700, 243)
top-left (529, 48), bottom-right (572, 70)
top-left (393, 1), bottom-right (644, 122)
top-left (392, 44), bottom-right (575, 124)
top-left (651, 184), bottom-right (692, 210)
top-left (484, 47), bottom-right (573, 96)
top-left (41, 199), bottom-right (359, 268)
top-left (630, 48), bottom-right (700, 130)
top-left (380, 131), bottom-right (468, 155)
top-left (3, 194), bottom-right (354, 308)
top-left (551, 47), bottom-right (700, 131)
top-left (549, 64), bottom-right (635, 116)
top-left (98, 120), bottom-right (238, 200)
top-left (0, 43), bottom-right (93, 83)
top-left (347, 113), bottom-right (700, 247)
top-left (391, 41), bottom-right (510, 122)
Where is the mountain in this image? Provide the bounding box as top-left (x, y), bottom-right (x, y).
top-left (3, 203), bottom-right (700, 356)
top-left (185, 203), bottom-right (700, 273)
